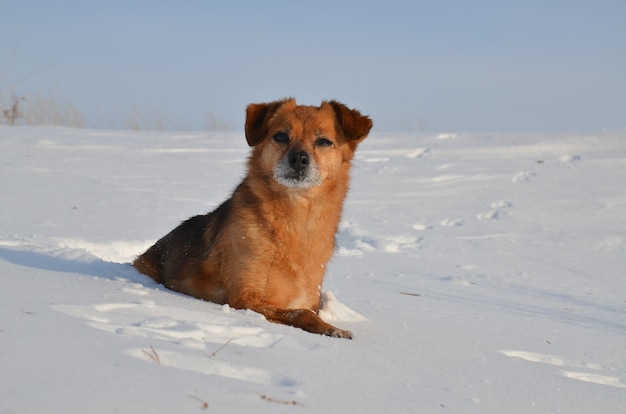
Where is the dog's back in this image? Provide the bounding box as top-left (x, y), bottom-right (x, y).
top-left (134, 200), bottom-right (231, 302)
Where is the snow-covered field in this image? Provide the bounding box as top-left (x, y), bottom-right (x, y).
top-left (1, 125), bottom-right (625, 413)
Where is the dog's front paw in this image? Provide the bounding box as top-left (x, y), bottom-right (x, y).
top-left (326, 328), bottom-right (353, 339)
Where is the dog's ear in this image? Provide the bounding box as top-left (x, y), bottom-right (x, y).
top-left (327, 100), bottom-right (373, 145)
top-left (245, 99), bottom-right (292, 147)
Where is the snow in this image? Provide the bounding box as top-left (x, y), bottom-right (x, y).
top-left (1, 125), bottom-right (625, 413)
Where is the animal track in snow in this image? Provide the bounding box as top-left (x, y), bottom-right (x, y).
top-left (477, 200), bottom-right (513, 221)
top-left (337, 221), bottom-right (421, 256)
top-left (501, 350), bottom-right (626, 389)
top-left (54, 290), bottom-right (364, 384)
top-left (476, 209), bottom-right (500, 221)
top-left (55, 291), bottom-right (363, 346)
top-left (439, 218), bottom-right (464, 227)
top-left (439, 275), bottom-right (477, 286)
top-left (512, 171), bottom-right (536, 183)
top-left (54, 300), bottom-right (295, 384)
top-left (412, 223), bottom-right (434, 231)
top-left (405, 147), bottom-right (431, 159)
top-left (559, 154), bottom-right (582, 166)
top-left (490, 200), bottom-right (513, 209)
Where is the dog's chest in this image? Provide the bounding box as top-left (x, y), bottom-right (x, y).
top-left (264, 223), bottom-right (331, 310)
top-left (286, 289), bottom-right (318, 309)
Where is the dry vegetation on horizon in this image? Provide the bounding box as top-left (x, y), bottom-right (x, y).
top-left (0, 90), bottom-right (229, 131)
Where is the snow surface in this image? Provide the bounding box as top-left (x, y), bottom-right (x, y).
top-left (1, 126), bottom-right (625, 413)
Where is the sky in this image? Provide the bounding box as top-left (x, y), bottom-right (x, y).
top-left (2, 0), bottom-right (625, 132)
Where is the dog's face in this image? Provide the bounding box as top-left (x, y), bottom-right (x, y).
top-left (245, 99), bottom-right (372, 191)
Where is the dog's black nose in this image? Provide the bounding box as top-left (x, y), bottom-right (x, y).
top-left (288, 151), bottom-right (310, 172)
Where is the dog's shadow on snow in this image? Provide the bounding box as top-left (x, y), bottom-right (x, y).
top-left (0, 246), bottom-right (154, 286)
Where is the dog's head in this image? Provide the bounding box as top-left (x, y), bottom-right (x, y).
top-left (245, 98), bottom-right (372, 190)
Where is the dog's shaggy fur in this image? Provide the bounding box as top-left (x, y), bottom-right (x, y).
top-left (133, 98), bottom-right (372, 338)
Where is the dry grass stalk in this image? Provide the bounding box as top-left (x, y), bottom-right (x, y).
top-left (2, 95), bottom-right (24, 124)
top-left (1, 88), bottom-right (228, 130)
top-left (142, 345), bottom-right (161, 364)
top-left (210, 338), bottom-right (232, 358)
top-left (259, 393), bottom-right (303, 406)
top-left (0, 90), bottom-right (85, 127)
top-left (189, 395), bottom-right (209, 409)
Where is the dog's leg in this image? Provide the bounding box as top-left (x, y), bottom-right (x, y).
top-left (227, 288), bottom-right (352, 338)
top-left (256, 306), bottom-right (353, 339)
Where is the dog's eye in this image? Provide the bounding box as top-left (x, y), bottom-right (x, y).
top-left (272, 132), bottom-right (290, 144)
top-left (315, 138), bottom-right (334, 147)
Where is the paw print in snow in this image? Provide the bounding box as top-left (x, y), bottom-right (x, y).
top-left (512, 171), bottom-right (536, 183)
top-left (477, 200), bottom-right (513, 221)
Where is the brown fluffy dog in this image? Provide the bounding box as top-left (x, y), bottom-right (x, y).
top-left (133, 98), bottom-right (372, 338)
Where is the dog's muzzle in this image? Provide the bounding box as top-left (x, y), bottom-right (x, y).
top-left (274, 150), bottom-right (322, 189)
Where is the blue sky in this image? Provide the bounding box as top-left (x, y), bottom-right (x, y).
top-left (2, 1), bottom-right (625, 131)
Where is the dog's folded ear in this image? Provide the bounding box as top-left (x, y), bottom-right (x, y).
top-left (326, 100), bottom-right (373, 146)
top-left (245, 99), bottom-right (293, 147)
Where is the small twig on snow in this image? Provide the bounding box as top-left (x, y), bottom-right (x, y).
top-left (142, 345), bottom-right (161, 364)
top-left (189, 395), bottom-right (209, 409)
top-left (258, 393), bottom-right (303, 406)
top-left (210, 338), bottom-right (233, 358)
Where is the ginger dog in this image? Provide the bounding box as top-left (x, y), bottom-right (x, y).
top-left (133, 98), bottom-right (372, 338)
